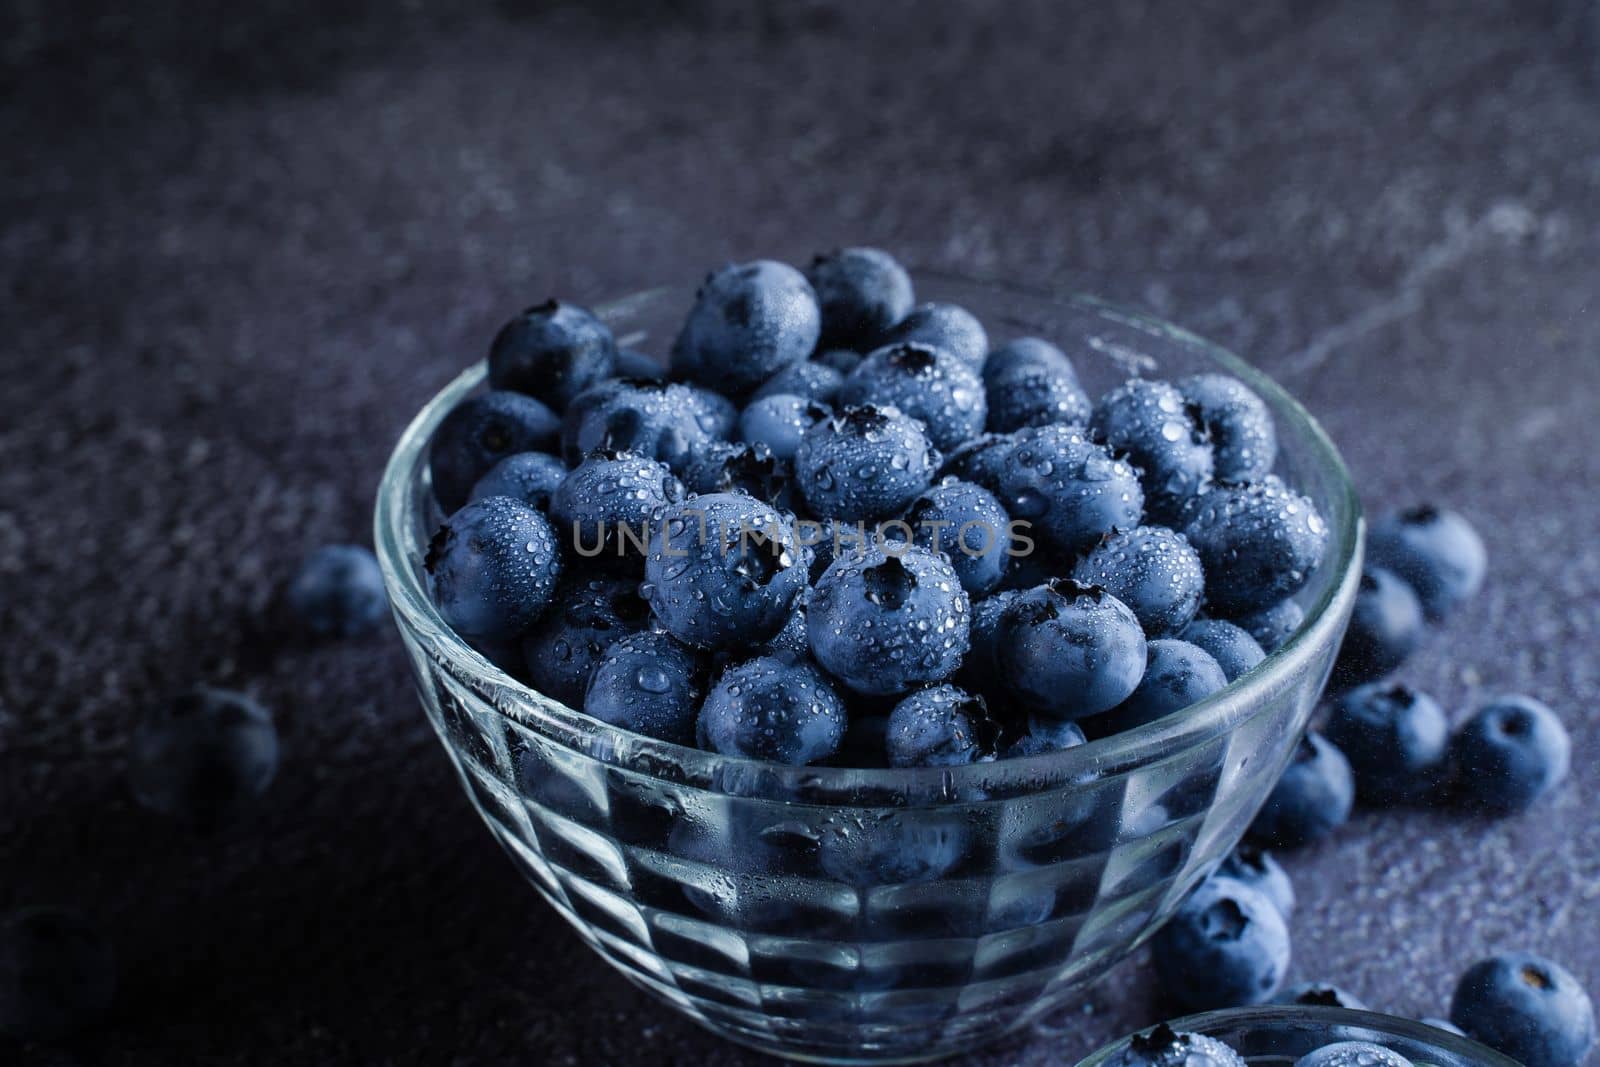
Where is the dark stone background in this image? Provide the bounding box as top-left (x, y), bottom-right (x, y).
top-left (4, 0), bottom-right (1597, 1062)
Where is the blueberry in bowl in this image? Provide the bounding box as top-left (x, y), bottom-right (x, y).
top-left (375, 268), bottom-right (1362, 1063)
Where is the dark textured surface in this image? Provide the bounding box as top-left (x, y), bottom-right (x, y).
top-left (3, 1), bottom-right (1597, 1062)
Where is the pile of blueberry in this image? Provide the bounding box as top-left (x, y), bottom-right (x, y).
top-left (422, 248), bottom-right (1330, 768)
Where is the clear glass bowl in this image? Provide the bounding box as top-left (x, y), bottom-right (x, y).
top-left (1076, 1006), bottom-right (1520, 1066)
top-left (374, 277), bottom-right (1364, 1064)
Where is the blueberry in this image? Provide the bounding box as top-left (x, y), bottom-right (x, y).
top-left (818, 810), bottom-right (968, 886)
top-left (1183, 477), bottom-right (1328, 617)
top-left (807, 546), bottom-right (971, 696)
top-left (680, 440), bottom-right (791, 508)
top-left (1449, 695), bottom-right (1571, 814)
top-left (1179, 618), bottom-right (1266, 681)
top-left (0, 908), bottom-right (116, 1040)
top-left (885, 684), bottom-right (995, 767)
top-left (1099, 638), bottom-right (1227, 734)
top-left (738, 393), bottom-right (831, 462)
top-left (881, 302), bottom-right (989, 369)
top-left (1451, 954), bottom-right (1596, 1067)
top-left (425, 495), bottom-right (563, 643)
top-left (955, 589), bottom-right (1019, 700)
top-left (1002, 717), bottom-right (1087, 758)
top-left (549, 451), bottom-right (682, 565)
top-left (1234, 597), bottom-right (1305, 653)
top-left (1152, 875), bottom-right (1291, 1011)
top-left (285, 544), bottom-right (388, 638)
top-left (1112, 1025), bottom-right (1247, 1067)
top-left (757, 601), bottom-right (812, 659)
top-left (642, 492), bottom-right (807, 650)
top-left (487, 299), bottom-right (617, 409)
top-left (1293, 1042), bottom-right (1412, 1067)
top-left (559, 380), bottom-right (718, 473)
top-left (806, 247), bottom-right (915, 348)
top-left (752, 359), bottom-right (846, 404)
top-left (1278, 982), bottom-right (1369, 1010)
top-left (1177, 373), bottom-right (1277, 482)
top-left (683, 384), bottom-right (739, 439)
top-left (902, 479), bottom-right (1013, 596)
top-left (984, 337), bottom-right (1091, 432)
top-left (522, 574), bottom-right (651, 707)
top-left (938, 431), bottom-right (1016, 493)
top-left (1367, 505), bottom-right (1487, 621)
top-left (996, 425), bottom-right (1145, 555)
top-left (672, 260), bottom-right (821, 395)
top-left (1074, 525), bottom-right (1204, 636)
top-left (794, 404), bottom-right (940, 522)
top-left (613, 348), bottom-right (665, 380)
top-left (1091, 378), bottom-right (1215, 522)
top-left (430, 390), bottom-right (561, 512)
top-left (698, 655), bottom-right (847, 764)
top-left (814, 347), bottom-right (864, 375)
top-left (999, 579), bottom-right (1148, 720)
top-left (1249, 732), bottom-right (1354, 849)
top-left (467, 451), bottom-right (568, 510)
top-left (837, 341), bottom-right (987, 451)
top-left (1217, 845), bottom-right (1295, 918)
top-left (1324, 683), bottom-right (1449, 805)
top-left (126, 687), bottom-right (280, 830)
top-left (584, 630), bottom-right (703, 745)
top-left (1331, 566), bottom-right (1425, 688)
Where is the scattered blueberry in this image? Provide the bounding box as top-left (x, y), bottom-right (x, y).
top-left (794, 404), bottom-right (940, 522)
top-left (549, 450), bottom-right (682, 564)
top-left (1177, 373), bottom-right (1277, 482)
top-left (1278, 982), bottom-right (1369, 1010)
top-left (285, 544), bottom-right (388, 638)
top-left (806, 247), bottom-right (915, 348)
top-left (698, 656), bottom-right (847, 765)
top-left (999, 579), bottom-right (1148, 720)
top-left (1179, 618), bottom-right (1266, 681)
top-left (1451, 953), bottom-right (1595, 1067)
top-left (1217, 845), bottom-right (1296, 918)
top-left (984, 336), bottom-right (1091, 432)
top-left (738, 392), bottom-right (831, 462)
top-left (902, 478), bottom-right (1012, 596)
top-left (1249, 732), bottom-right (1355, 849)
top-left (837, 341), bottom-right (987, 452)
top-left (584, 630), bottom-right (703, 745)
top-left (522, 575), bottom-right (651, 707)
top-left (996, 424), bottom-right (1145, 555)
top-left (126, 687), bottom-right (280, 830)
top-left (613, 347), bottom-right (665, 380)
top-left (1324, 683), bottom-right (1449, 805)
top-left (807, 546), bottom-right (971, 696)
top-left (885, 684), bottom-right (995, 767)
top-left (430, 390), bottom-right (561, 512)
top-left (672, 260), bottom-right (821, 394)
top-left (1100, 638), bottom-right (1227, 734)
top-left (1152, 875), bottom-right (1292, 1011)
top-left (881, 302), bottom-right (989, 369)
top-left (752, 358), bottom-right (845, 404)
top-left (1331, 566), bottom-right (1426, 688)
top-left (468, 451), bottom-right (568, 510)
top-left (0, 908), bottom-right (116, 1041)
top-left (1449, 695), bottom-right (1571, 814)
top-left (1367, 505), bottom-right (1487, 621)
top-left (559, 379), bottom-right (717, 473)
top-left (425, 495), bottom-right (563, 643)
top-left (1183, 477), bottom-right (1328, 617)
top-left (680, 440), bottom-right (791, 507)
top-left (488, 299), bottom-right (617, 410)
top-left (1234, 597), bottom-right (1305, 653)
top-left (1292, 1042), bottom-right (1412, 1067)
top-left (1111, 1024), bottom-right (1247, 1067)
top-left (1091, 378), bottom-right (1215, 522)
top-left (1074, 525), bottom-right (1204, 636)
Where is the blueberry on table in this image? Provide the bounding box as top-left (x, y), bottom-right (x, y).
top-left (938, 431), bottom-right (1016, 493)
top-left (1450, 953), bottom-right (1595, 1067)
top-left (1323, 683), bottom-right (1449, 805)
top-left (1074, 525), bottom-right (1205, 636)
top-left (881, 302), bottom-right (989, 369)
top-left (126, 688), bottom-right (280, 830)
top-left (1249, 732), bottom-right (1354, 849)
top-left (1152, 875), bottom-right (1291, 1011)
top-left (1177, 373), bottom-right (1277, 483)
top-left (642, 492), bottom-right (807, 651)
top-left (794, 404), bottom-right (940, 522)
top-left (837, 341), bottom-right (987, 451)
top-left (752, 358), bottom-right (845, 404)
top-left (583, 630), bottom-right (703, 745)
top-left (1449, 695), bottom-right (1571, 814)
top-left (697, 656), bottom-right (847, 765)
top-left (998, 579), bottom-right (1148, 721)
top-left (1367, 505), bottom-right (1487, 621)
top-left (807, 546), bottom-right (971, 696)
top-left (467, 451), bottom-right (568, 510)
top-left (1330, 566), bottom-right (1425, 688)
top-left (1292, 1042), bottom-right (1413, 1067)
top-left (884, 684), bottom-right (995, 768)
top-left (1179, 618), bottom-right (1266, 682)
top-left (996, 424), bottom-right (1145, 555)
top-left (1091, 378), bottom-right (1215, 522)
top-left (1096, 638), bottom-right (1228, 735)
top-left (425, 495), bottom-right (562, 644)
top-left (429, 390), bottom-right (560, 512)
top-left (1182, 476), bottom-right (1328, 617)
top-left (1217, 844), bottom-right (1295, 918)
top-left (1233, 597), bottom-right (1305, 654)
top-left (983, 337), bottom-right (1091, 433)
top-left (613, 347), bottom-right (665, 380)
top-left (1277, 981), bottom-right (1369, 1010)
top-left (559, 380), bottom-right (719, 474)
top-left (680, 441), bottom-right (791, 508)
top-left (737, 392), bottom-right (831, 462)
top-left (522, 574), bottom-right (651, 707)
top-left (806, 247), bottom-right (915, 349)
top-left (285, 544), bottom-right (388, 638)
top-left (0, 908), bottom-right (116, 1041)
top-left (903, 479), bottom-right (1012, 596)
top-left (548, 450), bottom-right (682, 566)
top-left (1112, 1024), bottom-right (1246, 1067)
top-left (671, 260), bottom-right (821, 395)
top-left (487, 299), bottom-right (617, 410)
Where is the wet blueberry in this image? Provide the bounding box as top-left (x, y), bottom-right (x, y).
top-left (1293, 1042), bottom-right (1411, 1067)
top-left (1153, 875), bottom-right (1291, 1011)
top-left (806, 247), bottom-right (915, 349)
top-left (1099, 638), bottom-right (1228, 734)
top-left (698, 655), bottom-right (847, 765)
top-left (522, 574), bottom-right (651, 707)
top-left (881, 302), bottom-right (989, 369)
top-left (794, 404), bottom-right (940, 522)
top-left (1091, 378), bottom-right (1215, 522)
top-left (738, 392), bottom-right (831, 462)
top-left (560, 380), bottom-right (718, 474)
top-left (885, 684), bottom-right (995, 767)
top-left (999, 579), bottom-right (1148, 721)
top-left (955, 589), bottom-right (1020, 701)
top-left (1177, 373), bottom-right (1277, 482)
top-left (1451, 954), bottom-right (1595, 1067)
top-left (584, 630), bottom-right (703, 745)
top-left (1234, 597), bottom-right (1305, 653)
top-left (1331, 566), bottom-right (1425, 689)
top-left (430, 390), bottom-right (561, 512)
top-left (1249, 732), bottom-right (1354, 849)
top-left (680, 440), bottom-right (791, 508)
top-left (467, 451), bottom-right (568, 510)
top-left (838, 341), bottom-right (987, 452)
top-left (0, 908), bottom-right (116, 1041)
top-left (1002, 716), bottom-right (1088, 758)
top-left (1183, 477), bottom-right (1328, 617)
top-left (752, 358), bottom-right (846, 404)
top-left (984, 337), bottom-right (1091, 432)
top-left (487, 299), bottom-right (617, 409)
top-left (1449, 695), bottom-right (1571, 814)
top-left (672, 260), bottom-right (821, 395)
top-left (1112, 1024), bottom-right (1247, 1067)
top-left (549, 450), bottom-right (682, 566)
top-left (285, 544), bottom-right (388, 638)
top-left (1074, 525), bottom-right (1205, 636)
top-left (1367, 505), bottom-right (1487, 621)
top-left (425, 495), bottom-right (563, 643)
top-left (126, 688), bottom-right (280, 830)
top-left (938, 431), bottom-right (1016, 493)
top-left (902, 479), bottom-right (1013, 596)
top-left (1324, 683), bottom-right (1449, 805)
top-left (996, 424), bottom-right (1145, 556)
top-left (1179, 618), bottom-right (1266, 681)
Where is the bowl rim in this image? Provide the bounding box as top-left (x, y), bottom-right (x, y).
top-left (374, 274), bottom-right (1364, 797)
top-left (1074, 1004), bottom-right (1523, 1066)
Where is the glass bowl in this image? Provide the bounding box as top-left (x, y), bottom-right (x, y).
top-left (373, 276), bottom-right (1364, 1064)
top-left (1077, 1006), bottom-right (1520, 1066)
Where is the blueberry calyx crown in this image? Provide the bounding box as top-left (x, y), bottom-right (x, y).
top-left (862, 555), bottom-right (918, 609)
top-left (1045, 576), bottom-right (1108, 604)
top-left (1129, 1023), bottom-right (1180, 1055)
top-left (836, 404), bottom-right (892, 432)
top-left (1199, 897), bottom-right (1249, 941)
top-left (1520, 963), bottom-right (1552, 990)
top-left (1296, 986), bottom-right (1347, 1007)
top-left (526, 298), bottom-right (561, 315)
top-left (885, 343), bottom-right (941, 374)
top-left (1401, 503), bottom-right (1441, 525)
